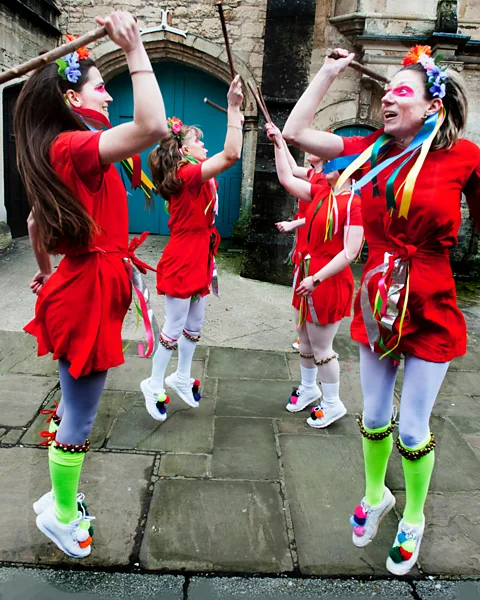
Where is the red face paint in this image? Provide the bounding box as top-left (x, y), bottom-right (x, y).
top-left (391, 85), bottom-right (415, 98)
top-left (94, 84), bottom-right (106, 94)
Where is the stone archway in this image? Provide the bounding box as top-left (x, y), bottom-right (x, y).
top-left (92, 30), bottom-right (259, 226)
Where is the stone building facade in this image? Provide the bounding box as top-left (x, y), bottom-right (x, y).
top-left (1, 1), bottom-right (480, 277)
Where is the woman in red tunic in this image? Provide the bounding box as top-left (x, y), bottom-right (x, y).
top-left (275, 149), bottom-right (326, 351)
top-left (267, 123), bottom-right (363, 428)
top-left (14, 11), bottom-right (168, 558)
top-left (283, 45), bottom-right (480, 574)
top-left (140, 77), bottom-right (244, 420)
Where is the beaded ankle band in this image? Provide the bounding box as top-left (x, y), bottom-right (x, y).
top-left (52, 415), bottom-right (62, 426)
top-left (358, 416), bottom-right (396, 440)
top-left (396, 432), bottom-right (435, 460)
top-left (314, 352), bottom-right (338, 366)
top-left (299, 352), bottom-right (315, 359)
top-left (183, 330), bottom-right (201, 343)
top-left (160, 336), bottom-right (178, 351)
top-left (54, 439), bottom-right (90, 453)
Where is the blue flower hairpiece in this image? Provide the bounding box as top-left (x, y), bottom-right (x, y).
top-left (56, 52), bottom-right (81, 84)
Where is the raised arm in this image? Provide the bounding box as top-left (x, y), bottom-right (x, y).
top-left (201, 76), bottom-right (244, 182)
top-left (282, 48), bottom-right (355, 159)
top-left (266, 123), bottom-right (312, 202)
top-left (97, 11), bottom-right (168, 165)
top-left (282, 140), bottom-right (310, 180)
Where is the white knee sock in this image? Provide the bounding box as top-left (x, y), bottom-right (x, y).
top-left (177, 334), bottom-right (198, 381)
top-left (300, 365), bottom-right (318, 390)
top-left (321, 381), bottom-right (340, 406)
top-left (150, 344), bottom-right (174, 391)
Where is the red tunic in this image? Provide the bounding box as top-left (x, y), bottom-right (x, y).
top-left (294, 169), bottom-right (328, 263)
top-left (292, 185), bottom-right (362, 324)
top-left (24, 131), bottom-right (132, 378)
top-left (342, 131), bottom-right (480, 362)
top-left (156, 162), bottom-right (220, 299)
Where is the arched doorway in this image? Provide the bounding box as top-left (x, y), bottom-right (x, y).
top-left (334, 124), bottom-right (376, 137)
top-left (107, 62), bottom-right (242, 238)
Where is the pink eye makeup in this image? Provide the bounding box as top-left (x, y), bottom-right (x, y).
top-left (391, 85), bottom-right (415, 98)
top-left (94, 84), bottom-right (107, 94)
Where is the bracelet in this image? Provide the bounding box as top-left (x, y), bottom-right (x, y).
top-left (130, 70), bottom-right (154, 76)
top-left (227, 125), bottom-right (243, 130)
top-left (313, 276), bottom-right (321, 287)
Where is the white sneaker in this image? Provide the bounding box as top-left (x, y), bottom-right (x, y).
top-left (33, 492), bottom-right (86, 516)
top-left (350, 487), bottom-right (396, 548)
top-left (286, 385), bottom-right (321, 413)
top-left (307, 399), bottom-right (346, 428)
top-left (165, 372), bottom-right (200, 408)
top-left (386, 516), bottom-right (425, 575)
top-left (36, 504), bottom-right (95, 559)
top-left (292, 339), bottom-right (300, 351)
top-left (140, 378), bottom-right (169, 421)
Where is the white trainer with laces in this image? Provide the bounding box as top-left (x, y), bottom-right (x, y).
top-left (33, 491), bottom-right (86, 516)
top-left (165, 371), bottom-right (199, 408)
top-left (307, 399), bottom-right (346, 428)
top-left (286, 385), bottom-right (322, 413)
top-left (140, 378), bottom-right (169, 421)
top-left (36, 504), bottom-right (95, 559)
top-left (350, 487), bottom-right (396, 547)
top-left (386, 516), bottom-right (425, 575)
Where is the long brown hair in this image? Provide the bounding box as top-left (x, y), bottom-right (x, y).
top-left (14, 58), bottom-right (100, 252)
top-left (148, 125), bottom-right (202, 200)
top-left (400, 63), bottom-right (468, 150)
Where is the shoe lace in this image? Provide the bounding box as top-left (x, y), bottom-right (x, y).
top-left (39, 430), bottom-right (56, 446)
top-left (40, 400), bottom-right (59, 423)
top-left (360, 498), bottom-right (371, 516)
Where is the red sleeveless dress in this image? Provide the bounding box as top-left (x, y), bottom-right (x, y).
top-left (24, 131), bottom-right (132, 378)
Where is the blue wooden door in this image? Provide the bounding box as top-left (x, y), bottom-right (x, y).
top-left (107, 62), bottom-right (242, 238)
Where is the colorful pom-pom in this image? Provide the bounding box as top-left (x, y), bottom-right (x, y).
top-left (349, 515), bottom-right (356, 528)
top-left (314, 409), bottom-right (324, 418)
top-left (353, 515), bottom-right (366, 526)
top-left (78, 535), bottom-right (92, 549)
top-left (194, 380), bottom-right (201, 387)
top-left (354, 505), bottom-right (367, 520)
top-left (401, 539), bottom-right (416, 554)
top-left (164, 396), bottom-right (171, 405)
top-left (290, 395), bottom-right (298, 405)
top-left (157, 404), bottom-right (167, 415)
top-left (194, 392), bottom-right (201, 402)
top-left (397, 531), bottom-right (407, 544)
top-left (388, 546), bottom-right (404, 563)
top-left (353, 525), bottom-right (365, 536)
top-left (88, 525), bottom-right (94, 538)
top-left (399, 546), bottom-right (413, 560)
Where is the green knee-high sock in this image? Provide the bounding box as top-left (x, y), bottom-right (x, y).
top-left (48, 443), bottom-right (85, 524)
top-left (363, 420), bottom-right (394, 507)
top-left (401, 436), bottom-right (435, 526)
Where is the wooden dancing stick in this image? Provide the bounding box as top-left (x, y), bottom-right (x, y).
top-left (0, 26), bottom-right (108, 85)
top-left (204, 97), bottom-right (228, 114)
top-left (216, 1), bottom-right (236, 80)
top-left (246, 80), bottom-right (280, 147)
top-left (326, 48), bottom-right (390, 84)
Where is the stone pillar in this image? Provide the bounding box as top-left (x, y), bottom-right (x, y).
top-left (241, 0), bottom-right (317, 284)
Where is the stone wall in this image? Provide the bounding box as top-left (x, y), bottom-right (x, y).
top-left (55, 0), bottom-right (267, 84)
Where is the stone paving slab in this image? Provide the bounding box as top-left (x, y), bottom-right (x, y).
top-left (188, 577), bottom-right (413, 599)
top-left (280, 434), bottom-right (401, 576)
top-left (211, 417), bottom-right (279, 480)
top-left (158, 454), bottom-right (209, 478)
top-left (277, 413), bottom-right (360, 436)
top-left (395, 493), bottom-right (480, 576)
top-left (215, 379), bottom-right (304, 418)
top-left (0, 567), bottom-right (184, 599)
top-left (105, 357), bottom-right (205, 392)
top-left (0, 373), bottom-right (58, 427)
top-left (0, 334), bottom-right (38, 374)
top-left (140, 479), bottom-right (293, 572)
top-left (207, 347), bottom-right (289, 380)
top-left (0, 447), bottom-right (154, 567)
top-left (415, 580), bottom-right (480, 599)
top-left (108, 395), bottom-right (214, 453)
top-left (386, 416), bottom-right (480, 492)
top-left (0, 331), bottom-right (27, 362)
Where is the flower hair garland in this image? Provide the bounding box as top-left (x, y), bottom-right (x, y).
top-left (402, 45), bottom-right (448, 99)
top-left (55, 34), bottom-right (89, 84)
top-left (167, 116), bottom-right (185, 140)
